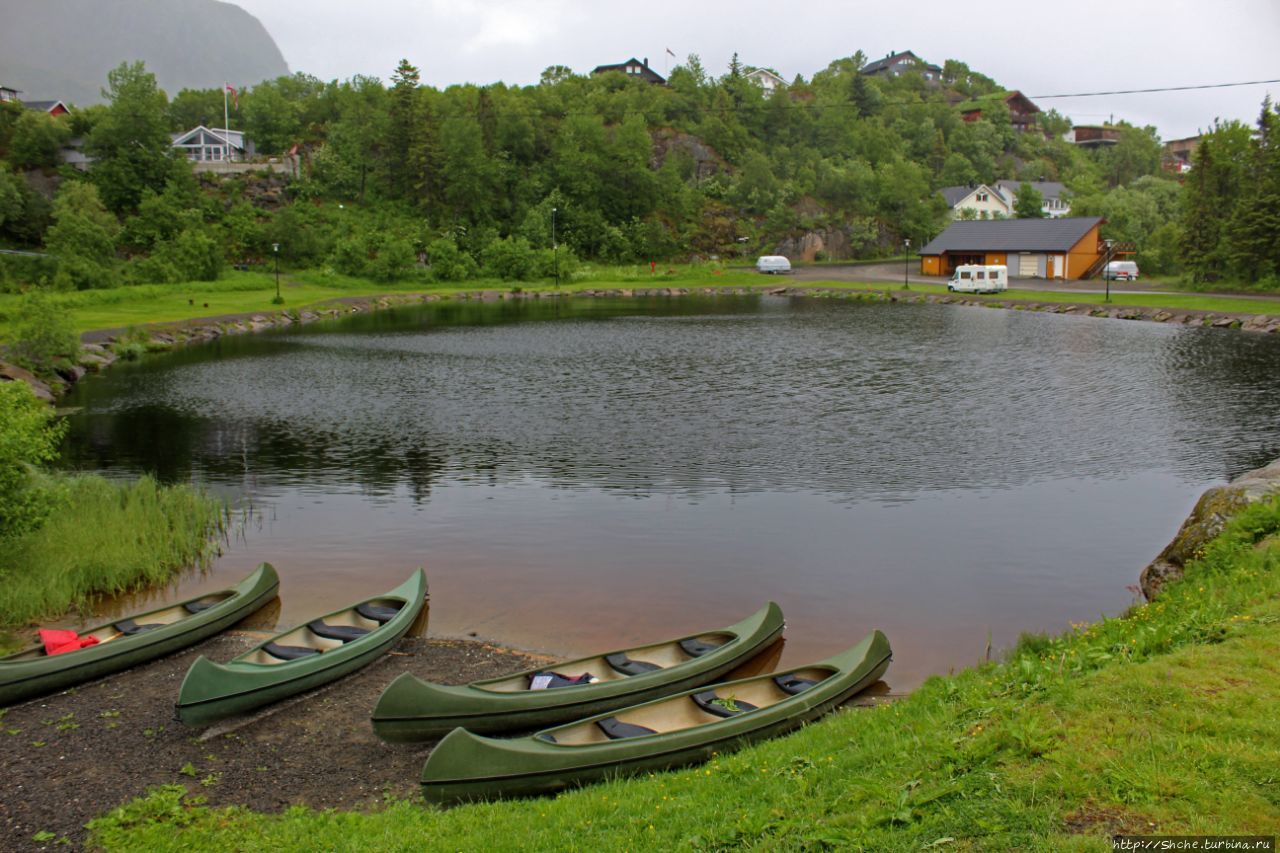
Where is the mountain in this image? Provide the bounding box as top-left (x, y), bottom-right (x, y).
top-left (0, 0), bottom-right (289, 107)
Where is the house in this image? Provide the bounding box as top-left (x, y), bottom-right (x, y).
top-left (745, 67), bottom-right (786, 94)
top-left (956, 91), bottom-right (1041, 132)
top-left (1163, 135), bottom-right (1199, 174)
top-left (940, 181), bottom-right (1072, 220)
top-left (23, 100), bottom-right (70, 117)
top-left (1066, 125), bottom-right (1120, 148)
top-left (0, 85), bottom-right (19, 103)
top-left (590, 57), bottom-right (665, 85)
top-left (861, 51), bottom-right (942, 82)
top-left (171, 126), bottom-right (254, 162)
top-left (940, 184), bottom-right (1012, 219)
top-left (993, 180), bottom-right (1071, 218)
top-left (919, 217), bottom-right (1106, 279)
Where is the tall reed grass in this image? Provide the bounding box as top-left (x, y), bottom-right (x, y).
top-left (0, 474), bottom-right (226, 641)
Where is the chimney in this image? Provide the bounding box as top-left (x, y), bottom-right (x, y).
top-left (643, 57), bottom-right (649, 67)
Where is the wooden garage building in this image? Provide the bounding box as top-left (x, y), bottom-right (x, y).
top-left (919, 217), bottom-right (1105, 280)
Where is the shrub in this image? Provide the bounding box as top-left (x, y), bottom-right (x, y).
top-left (426, 237), bottom-right (478, 281)
top-left (367, 237), bottom-right (417, 282)
top-left (3, 290), bottom-right (80, 374)
top-left (482, 236), bottom-right (536, 281)
top-left (0, 380), bottom-right (67, 539)
top-left (153, 227), bottom-right (223, 281)
top-left (330, 235), bottom-right (370, 276)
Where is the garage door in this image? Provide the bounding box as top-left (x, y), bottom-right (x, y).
top-left (1017, 254), bottom-right (1038, 277)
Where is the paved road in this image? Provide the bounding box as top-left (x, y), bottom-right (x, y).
top-left (776, 262), bottom-right (1280, 302)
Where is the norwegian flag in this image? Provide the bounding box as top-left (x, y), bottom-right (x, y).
top-left (225, 82), bottom-right (239, 109)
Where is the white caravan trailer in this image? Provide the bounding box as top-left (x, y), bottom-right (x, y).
top-left (756, 255), bottom-right (792, 274)
top-left (947, 264), bottom-right (1008, 294)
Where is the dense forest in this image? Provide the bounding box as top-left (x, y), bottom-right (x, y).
top-left (0, 52), bottom-right (1276, 291)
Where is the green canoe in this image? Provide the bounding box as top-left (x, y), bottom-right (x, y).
top-left (373, 602), bottom-right (785, 742)
top-left (176, 568), bottom-right (427, 726)
top-left (420, 630), bottom-right (891, 804)
top-left (0, 563), bottom-right (280, 708)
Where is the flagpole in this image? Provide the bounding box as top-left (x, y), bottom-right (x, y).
top-left (223, 82), bottom-right (231, 162)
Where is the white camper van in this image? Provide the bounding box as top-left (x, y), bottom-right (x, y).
top-left (756, 255), bottom-right (792, 274)
top-left (948, 264), bottom-right (1008, 294)
top-left (1103, 260), bottom-right (1139, 281)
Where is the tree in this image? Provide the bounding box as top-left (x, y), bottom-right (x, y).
top-left (0, 379), bottom-right (68, 540)
top-left (1014, 182), bottom-right (1045, 218)
top-left (45, 181), bottom-right (119, 289)
top-left (1224, 97), bottom-right (1280, 283)
top-left (87, 62), bottom-right (182, 212)
top-left (241, 80), bottom-right (302, 154)
top-left (384, 59), bottom-right (421, 200)
top-left (1180, 120), bottom-right (1253, 282)
top-left (8, 110), bottom-right (71, 170)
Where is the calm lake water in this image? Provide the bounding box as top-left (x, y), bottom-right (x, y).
top-left (60, 295), bottom-right (1280, 686)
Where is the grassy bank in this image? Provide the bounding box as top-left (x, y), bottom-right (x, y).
top-left (0, 474), bottom-right (227, 651)
top-left (2, 266), bottom-right (1277, 344)
top-left (87, 497), bottom-right (1280, 851)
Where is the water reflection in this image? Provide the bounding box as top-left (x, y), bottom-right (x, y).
top-left (58, 296), bottom-right (1280, 685)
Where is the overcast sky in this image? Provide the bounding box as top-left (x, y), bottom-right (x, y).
top-left (232, 0), bottom-right (1278, 141)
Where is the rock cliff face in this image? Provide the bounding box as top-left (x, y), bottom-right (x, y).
top-left (1140, 458), bottom-right (1280, 599)
top-left (0, 0), bottom-right (289, 106)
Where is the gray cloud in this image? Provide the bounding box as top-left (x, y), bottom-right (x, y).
top-left (233, 0), bottom-right (1279, 140)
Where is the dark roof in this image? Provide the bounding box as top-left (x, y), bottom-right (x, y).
top-left (590, 57), bottom-right (665, 84)
top-left (23, 100), bottom-right (68, 113)
top-left (994, 180), bottom-right (1067, 201)
top-left (939, 185), bottom-right (993, 206)
top-left (921, 217), bottom-right (1103, 254)
top-left (862, 51), bottom-right (941, 75)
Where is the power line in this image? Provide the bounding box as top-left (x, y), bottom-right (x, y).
top-left (1030, 79), bottom-right (1280, 99)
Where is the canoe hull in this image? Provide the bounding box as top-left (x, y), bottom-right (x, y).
top-left (373, 602), bottom-right (785, 741)
top-left (420, 631), bottom-right (891, 804)
top-left (176, 568), bottom-right (427, 726)
top-left (0, 564), bottom-right (280, 708)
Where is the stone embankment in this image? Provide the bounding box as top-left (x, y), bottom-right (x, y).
top-left (2, 284), bottom-right (1278, 403)
top-left (1140, 457), bottom-right (1280, 599)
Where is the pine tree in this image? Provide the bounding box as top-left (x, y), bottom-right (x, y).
top-left (1224, 98), bottom-right (1280, 282)
top-left (1179, 138), bottom-right (1223, 283)
top-left (385, 59), bottom-right (420, 200)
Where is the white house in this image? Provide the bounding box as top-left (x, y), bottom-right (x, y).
top-left (940, 181), bottom-right (1071, 219)
top-left (940, 184), bottom-right (1012, 219)
top-left (171, 126), bottom-right (254, 162)
top-left (994, 180), bottom-right (1071, 218)
top-left (745, 68), bottom-right (786, 94)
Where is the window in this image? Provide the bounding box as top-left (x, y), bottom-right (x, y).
top-left (977, 193), bottom-right (988, 202)
top-left (976, 271), bottom-right (986, 279)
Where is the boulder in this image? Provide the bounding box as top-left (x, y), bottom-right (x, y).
top-left (0, 362), bottom-right (55, 402)
top-left (1140, 457), bottom-right (1280, 600)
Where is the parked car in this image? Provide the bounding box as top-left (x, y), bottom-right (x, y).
top-left (947, 264), bottom-right (1008, 294)
top-left (756, 255), bottom-right (792, 274)
top-left (1103, 261), bottom-right (1140, 281)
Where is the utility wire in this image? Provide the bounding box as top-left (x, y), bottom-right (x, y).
top-left (1030, 79), bottom-right (1280, 99)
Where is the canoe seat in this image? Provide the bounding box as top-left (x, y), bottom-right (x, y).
top-left (183, 600), bottom-right (215, 615)
top-left (692, 690), bottom-right (758, 718)
top-left (774, 674), bottom-right (820, 695)
top-left (679, 638), bottom-right (723, 658)
top-left (604, 653), bottom-right (661, 676)
top-left (535, 733), bottom-right (558, 743)
top-left (528, 671), bottom-right (593, 689)
top-left (263, 642), bottom-right (321, 661)
top-left (356, 603), bottom-right (402, 624)
top-left (114, 619), bottom-right (165, 636)
top-left (307, 620), bottom-right (371, 643)
top-left (596, 717), bottom-right (657, 740)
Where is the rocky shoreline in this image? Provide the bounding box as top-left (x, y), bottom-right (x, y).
top-left (3, 283), bottom-right (1278, 404)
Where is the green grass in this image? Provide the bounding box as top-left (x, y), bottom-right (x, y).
top-left (0, 474), bottom-right (227, 649)
top-left (87, 498), bottom-right (1280, 851)
top-left (3, 266), bottom-right (1274, 346)
top-left (799, 279), bottom-right (1280, 317)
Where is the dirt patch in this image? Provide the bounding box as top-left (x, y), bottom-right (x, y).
top-left (0, 633), bottom-right (541, 851)
top-left (1062, 802), bottom-right (1155, 837)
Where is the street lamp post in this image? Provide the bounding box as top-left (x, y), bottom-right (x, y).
top-left (903, 238), bottom-right (911, 290)
top-left (1102, 238), bottom-right (1114, 303)
top-left (551, 206), bottom-right (559, 289)
top-left (272, 243), bottom-right (281, 304)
